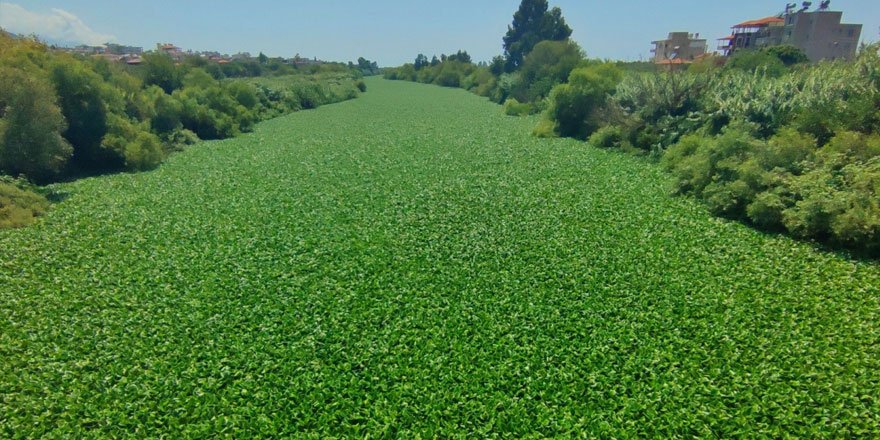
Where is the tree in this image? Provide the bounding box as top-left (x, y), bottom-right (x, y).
top-left (763, 45), bottom-right (809, 66)
top-left (503, 0), bottom-right (572, 72)
top-left (141, 52), bottom-right (181, 94)
top-left (490, 56), bottom-right (506, 76)
top-left (0, 67), bottom-right (72, 181)
top-left (258, 52), bottom-right (269, 64)
top-left (447, 50), bottom-right (472, 64)
top-left (725, 50), bottom-right (787, 78)
top-left (49, 59), bottom-right (123, 171)
top-left (431, 55), bottom-right (440, 67)
top-left (414, 54), bottom-right (429, 70)
top-left (356, 57), bottom-right (379, 75)
top-left (515, 39), bottom-right (584, 101)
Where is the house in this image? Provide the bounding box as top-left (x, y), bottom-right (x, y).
top-left (717, 16), bottom-right (785, 56)
top-left (719, 2), bottom-right (862, 61)
top-left (157, 43), bottom-right (184, 61)
top-left (105, 43), bottom-right (143, 55)
top-left (780, 4), bottom-right (861, 61)
top-left (651, 32), bottom-right (708, 64)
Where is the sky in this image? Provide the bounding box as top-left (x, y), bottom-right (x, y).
top-left (1, 0), bottom-right (878, 65)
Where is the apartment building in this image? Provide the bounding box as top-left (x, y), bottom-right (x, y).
top-left (718, 3), bottom-right (862, 61)
top-left (651, 32), bottom-right (708, 64)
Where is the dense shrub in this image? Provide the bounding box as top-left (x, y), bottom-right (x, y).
top-left (145, 86), bottom-right (183, 134)
top-left (724, 50), bottom-right (787, 77)
top-left (2, 33), bottom-right (364, 182)
top-left (0, 67), bottom-right (72, 182)
top-left (0, 178), bottom-right (49, 229)
top-left (541, 63), bottom-right (622, 139)
top-left (141, 52), bottom-right (182, 93)
top-left (663, 124), bottom-right (879, 254)
top-left (101, 114), bottom-right (165, 171)
top-left (50, 58), bottom-right (123, 171)
top-left (588, 126), bottom-right (624, 149)
top-left (503, 98), bottom-right (531, 116)
top-left (514, 39), bottom-right (584, 102)
top-left (764, 45), bottom-right (809, 66)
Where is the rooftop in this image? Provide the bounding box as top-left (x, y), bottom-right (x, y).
top-left (733, 16), bottom-right (784, 28)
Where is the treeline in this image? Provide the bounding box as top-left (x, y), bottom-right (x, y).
top-left (0, 32), bottom-right (365, 227)
top-left (383, 0), bottom-right (577, 109)
top-left (385, 0), bottom-right (880, 255)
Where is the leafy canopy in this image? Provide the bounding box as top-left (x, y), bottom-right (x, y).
top-left (503, 0), bottom-right (572, 72)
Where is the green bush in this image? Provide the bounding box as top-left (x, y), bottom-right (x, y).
top-left (542, 63), bottom-right (622, 139)
top-left (101, 114), bottom-right (165, 171)
top-left (588, 125), bottom-right (623, 149)
top-left (503, 98), bottom-right (531, 116)
top-left (514, 39), bottom-right (584, 103)
top-left (141, 52), bottom-right (181, 93)
top-left (226, 81), bottom-right (260, 110)
top-left (764, 45), bottom-right (809, 66)
top-left (356, 80), bottom-right (367, 92)
top-left (0, 179), bottom-right (50, 229)
top-left (50, 58), bottom-right (123, 171)
top-left (725, 50), bottom-right (787, 77)
top-left (0, 67), bottom-right (72, 182)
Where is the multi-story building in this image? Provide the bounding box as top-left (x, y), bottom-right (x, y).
top-left (651, 32), bottom-right (708, 64)
top-left (718, 3), bottom-right (862, 61)
top-left (105, 43), bottom-right (143, 55)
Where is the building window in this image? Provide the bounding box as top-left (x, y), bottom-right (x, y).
top-left (848, 29), bottom-right (854, 37)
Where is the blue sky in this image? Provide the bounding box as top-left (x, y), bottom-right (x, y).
top-left (1, 0), bottom-right (878, 65)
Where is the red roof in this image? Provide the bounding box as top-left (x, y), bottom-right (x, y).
top-left (717, 35), bottom-right (735, 41)
top-left (733, 16), bottom-right (784, 28)
top-left (655, 58), bottom-right (691, 65)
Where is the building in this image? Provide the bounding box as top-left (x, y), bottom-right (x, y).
top-left (651, 32), bottom-right (708, 64)
top-left (781, 6), bottom-right (861, 61)
top-left (717, 16), bottom-right (785, 56)
top-left (157, 43), bottom-right (184, 61)
top-left (105, 43), bottom-right (143, 55)
top-left (718, 2), bottom-right (862, 61)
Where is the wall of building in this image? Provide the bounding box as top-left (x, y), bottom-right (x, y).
top-left (652, 32), bottom-right (707, 63)
top-left (783, 11), bottom-right (861, 60)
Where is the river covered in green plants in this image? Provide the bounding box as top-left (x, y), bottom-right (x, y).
top-left (1, 78), bottom-right (878, 437)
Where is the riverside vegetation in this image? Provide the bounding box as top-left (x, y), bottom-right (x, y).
top-left (384, 0), bottom-right (880, 256)
top-left (1, 78), bottom-right (879, 437)
top-left (0, 31), bottom-right (366, 227)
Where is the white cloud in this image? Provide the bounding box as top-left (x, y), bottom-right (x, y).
top-left (0, 3), bottom-right (115, 45)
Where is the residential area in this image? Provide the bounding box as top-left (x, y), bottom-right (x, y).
top-left (59, 41), bottom-right (327, 67)
top-left (652, 1), bottom-right (862, 65)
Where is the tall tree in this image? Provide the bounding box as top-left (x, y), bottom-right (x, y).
top-left (502, 0), bottom-right (572, 72)
top-left (414, 54), bottom-right (429, 70)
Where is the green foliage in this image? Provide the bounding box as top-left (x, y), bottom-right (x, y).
top-left (514, 39), bottom-right (584, 102)
top-left (725, 50), bottom-right (787, 77)
top-left (1, 79), bottom-right (879, 437)
top-left (764, 45), bottom-right (809, 66)
top-left (49, 57), bottom-right (122, 171)
top-left (0, 67), bottom-right (72, 182)
top-left (503, 98), bottom-right (531, 116)
top-left (503, 0), bottom-right (573, 71)
top-left (356, 79), bottom-right (367, 92)
top-left (588, 125), bottom-right (624, 149)
top-left (141, 52), bottom-right (181, 93)
top-left (101, 114), bottom-right (166, 171)
top-left (0, 178), bottom-right (49, 228)
top-left (664, 124), bottom-right (879, 253)
top-left (145, 86), bottom-right (183, 134)
top-left (0, 30), bottom-right (364, 185)
top-left (541, 63), bottom-right (623, 139)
